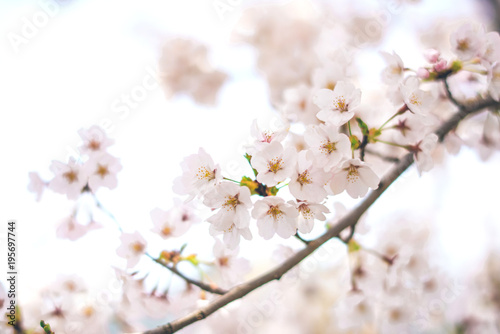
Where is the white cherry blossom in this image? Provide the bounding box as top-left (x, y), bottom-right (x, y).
top-left (203, 182), bottom-right (252, 230)
top-left (330, 159), bottom-right (380, 199)
top-left (212, 240), bottom-right (250, 286)
top-left (252, 197), bottom-right (298, 239)
top-left (313, 81), bottom-right (361, 126)
top-left (116, 232), bottom-right (147, 268)
top-left (78, 125), bottom-right (114, 156)
top-left (251, 141), bottom-right (297, 187)
top-left (304, 123), bottom-right (351, 172)
top-left (56, 217), bottom-right (101, 241)
top-left (48, 159), bottom-right (88, 200)
top-left (209, 221), bottom-right (252, 250)
top-left (482, 31), bottom-right (500, 64)
top-left (288, 151), bottom-right (329, 202)
top-left (450, 23), bottom-right (486, 61)
top-left (291, 200), bottom-right (330, 234)
top-left (487, 62), bottom-right (500, 101)
top-left (150, 207), bottom-right (192, 239)
top-left (410, 133), bottom-right (439, 175)
top-left (28, 171), bottom-right (46, 202)
top-left (173, 148), bottom-right (222, 200)
top-left (380, 51), bottom-right (405, 84)
top-left (83, 152), bottom-right (122, 192)
top-left (400, 76), bottom-right (433, 115)
top-left (282, 84), bottom-right (319, 125)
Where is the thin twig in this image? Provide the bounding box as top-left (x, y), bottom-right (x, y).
top-left (294, 232), bottom-right (310, 245)
top-left (443, 77), bottom-right (465, 110)
top-left (141, 97), bottom-right (499, 334)
top-left (146, 253), bottom-right (227, 295)
top-left (365, 148), bottom-right (400, 163)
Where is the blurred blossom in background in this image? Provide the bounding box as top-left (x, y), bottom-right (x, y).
top-left (1, 0), bottom-right (500, 333)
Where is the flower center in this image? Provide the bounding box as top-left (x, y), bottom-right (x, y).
top-left (457, 39), bottom-right (470, 52)
top-left (218, 257), bottom-right (229, 267)
top-left (267, 205), bottom-right (283, 221)
top-left (298, 204), bottom-right (313, 219)
top-left (96, 164), bottom-right (109, 178)
top-left (347, 165), bottom-right (359, 183)
top-left (321, 140), bottom-right (337, 154)
top-left (334, 96), bottom-right (348, 112)
top-left (408, 93), bottom-right (422, 106)
top-left (262, 131), bottom-right (274, 143)
top-left (299, 99), bottom-right (306, 110)
top-left (63, 170), bottom-right (78, 183)
top-left (223, 195), bottom-right (240, 211)
top-left (196, 166), bottom-right (215, 181)
top-left (325, 81), bottom-right (336, 90)
top-left (267, 157), bottom-right (283, 174)
top-left (88, 140), bottom-right (101, 151)
top-left (297, 170), bottom-right (312, 186)
top-left (131, 242), bottom-right (145, 253)
top-left (82, 306), bottom-right (95, 318)
top-left (161, 226), bottom-right (172, 236)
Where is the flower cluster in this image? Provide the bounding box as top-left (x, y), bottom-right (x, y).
top-left (23, 3), bottom-right (500, 334)
top-left (158, 38), bottom-right (228, 106)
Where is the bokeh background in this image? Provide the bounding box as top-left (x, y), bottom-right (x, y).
top-left (1, 0), bottom-right (500, 332)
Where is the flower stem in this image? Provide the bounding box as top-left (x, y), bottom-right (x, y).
top-left (378, 105), bottom-right (408, 131)
top-left (374, 139), bottom-right (409, 150)
top-left (223, 177), bottom-right (240, 184)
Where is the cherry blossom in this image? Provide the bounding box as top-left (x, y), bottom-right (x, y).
top-left (391, 113), bottom-right (434, 145)
top-left (291, 200), bottom-right (330, 234)
top-left (330, 159), bottom-right (380, 199)
top-left (209, 221), bottom-right (252, 250)
top-left (482, 31), bottom-right (500, 64)
top-left (304, 123), bottom-right (351, 172)
top-left (380, 51), bottom-right (405, 84)
top-left (252, 197), bottom-right (298, 239)
top-left (203, 182), bottom-right (252, 230)
top-left (78, 125), bottom-right (114, 156)
top-left (159, 38), bottom-right (227, 105)
top-left (311, 61), bottom-right (346, 91)
top-left (84, 152), bottom-right (122, 192)
top-left (450, 23), bottom-right (486, 61)
top-left (487, 62), bottom-right (500, 101)
top-left (251, 141), bottom-right (297, 187)
top-left (282, 84), bottom-right (319, 125)
top-left (246, 119), bottom-right (288, 155)
top-left (56, 217), bottom-right (101, 241)
top-left (173, 147), bottom-right (222, 200)
top-left (313, 81), bottom-right (362, 126)
top-left (399, 76), bottom-right (433, 115)
top-left (48, 159), bottom-right (88, 200)
top-left (409, 133), bottom-right (439, 175)
top-left (150, 207), bottom-right (191, 239)
top-left (288, 151), bottom-right (329, 202)
top-left (116, 232), bottom-right (147, 268)
top-left (212, 240), bottom-right (250, 286)
top-left (28, 171), bottom-right (46, 202)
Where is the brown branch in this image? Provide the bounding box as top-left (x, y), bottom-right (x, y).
top-left (442, 77), bottom-right (465, 110)
top-left (142, 97), bottom-right (499, 334)
top-left (364, 148), bottom-right (400, 163)
top-left (146, 253), bottom-right (228, 295)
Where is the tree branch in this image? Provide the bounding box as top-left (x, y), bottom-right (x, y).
top-left (146, 253), bottom-right (228, 295)
top-left (142, 97), bottom-right (499, 334)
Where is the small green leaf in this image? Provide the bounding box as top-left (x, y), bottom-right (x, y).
top-left (350, 135), bottom-right (360, 150)
top-left (348, 239), bottom-right (361, 253)
top-left (356, 118), bottom-right (369, 136)
top-left (244, 153), bottom-right (258, 177)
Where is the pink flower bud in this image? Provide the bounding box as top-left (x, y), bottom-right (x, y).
top-left (423, 48), bottom-right (441, 63)
top-left (434, 59), bottom-right (448, 72)
top-left (417, 67), bottom-right (430, 79)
